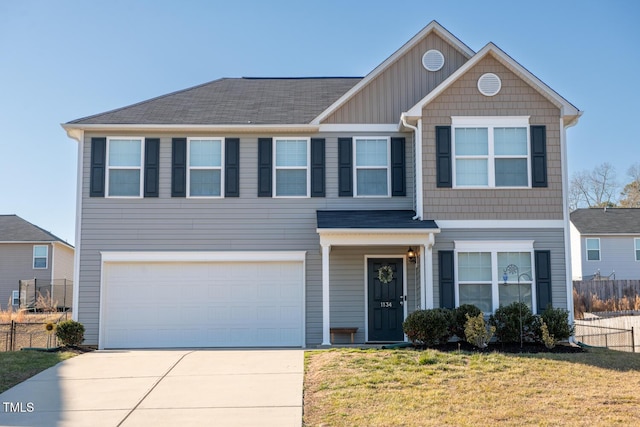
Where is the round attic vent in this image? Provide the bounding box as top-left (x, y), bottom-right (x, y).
top-left (422, 49), bottom-right (444, 72)
top-left (477, 73), bottom-right (502, 96)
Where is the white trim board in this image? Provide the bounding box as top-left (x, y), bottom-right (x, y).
top-left (436, 220), bottom-right (565, 229)
top-left (100, 251), bottom-right (307, 263)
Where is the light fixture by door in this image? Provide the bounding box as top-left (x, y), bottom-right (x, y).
top-left (407, 247), bottom-right (417, 263)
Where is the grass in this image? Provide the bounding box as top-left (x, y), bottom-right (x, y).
top-left (0, 351), bottom-right (76, 393)
top-left (304, 347), bottom-right (640, 426)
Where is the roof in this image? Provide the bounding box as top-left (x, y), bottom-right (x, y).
top-left (317, 210), bottom-right (438, 230)
top-left (67, 77), bottom-right (361, 126)
top-left (570, 208), bottom-right (640, 234)
top-left (0, 215), bottom-right (73, 246)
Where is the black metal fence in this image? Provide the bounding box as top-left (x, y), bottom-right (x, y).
top-left (574, 321), bottom-right (635, 353)
top-left (0, 314), bottom-right (70, 352)
top-left (18, 278), bottom-right (73, 311)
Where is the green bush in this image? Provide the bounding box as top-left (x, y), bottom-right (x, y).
top-left (452, 304), bottom-right (482, 340)
top-left (536, 305), bottom-right (574, 344)
top-left (55, 320), bottom-right (85, 346)
top-left (464, 313), bottom-right (495, 349)
top-left (402, 308), bottom-right (453, 347)
top-left (489, 302), bottom-right (536, 343)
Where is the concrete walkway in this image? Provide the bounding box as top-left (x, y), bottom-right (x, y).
top-left (0, 349), bottom-right (304, 427)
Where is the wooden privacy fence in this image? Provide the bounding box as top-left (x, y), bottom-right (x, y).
top-left (573, 280), bottom-right (640, 301)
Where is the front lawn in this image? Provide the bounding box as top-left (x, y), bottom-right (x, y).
top-left (0, 351), bottom-right (76, 394)
top-left (304, 347), bottom-right (640, 426)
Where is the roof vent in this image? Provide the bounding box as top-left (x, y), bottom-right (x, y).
top-left (422, 49), bottom-right (445, 72)
top-left (477, 73), bottom-right (501, 96)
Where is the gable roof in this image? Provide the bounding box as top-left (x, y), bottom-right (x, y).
top-left (67, 77), bottom-right (361, 126)
top-left (570, 208), bottom-right (640, 234)
top-left (0, 215), bottom-right (73, 246)
top-left (403, 42), bottom-right (582, 126)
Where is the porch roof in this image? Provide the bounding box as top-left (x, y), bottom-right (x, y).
top-left (316, 210), bottom-right (438, 230)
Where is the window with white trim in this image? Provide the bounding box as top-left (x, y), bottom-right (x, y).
top-left (12, 290), bottom-right (20, 307)
top-left (188, 138), bottom-right (224, 197)
top-left (274, 138), bottom-right (310, 197)
top-left (586, 238), bottom-right (600, 261)
top-left (635, 239), bottom-right (640, 261)
top-left (107, 137), bottom-right (144, 197)
top-left (455, 241), bottom-right (535, 313)
top-left (354, 137), bottom-right (390, 196)
top-left (33, 245), bottom-right (48, 269)
top-left (452, 117), bottom-right (530, 188)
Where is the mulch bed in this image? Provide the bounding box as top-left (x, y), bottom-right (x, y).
top-left (417, 340), bottom-right (585, 354)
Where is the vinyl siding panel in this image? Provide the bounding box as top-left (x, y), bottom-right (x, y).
top-left (432, 228), bottom-right (567, 311)
top-left (0, 243), bottom-right (53, 310)
top-left (79, 132), bottom-right (415, 346)
top-left (323, 32), bottom-right (469, 124)
top-left (422, 56), bottom-right (564, 220)
top-left (580, 235), bottom-right (640, 280)
top-left (53, 244), bottom-right (74, 281)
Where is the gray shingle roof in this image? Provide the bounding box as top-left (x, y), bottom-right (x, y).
top-left (0, 215), bottom-right (70, 244)
top-left (317, 210), bottom-right (438, 229)
top-left (570, 208), bottom-right (640, 234)
top-left (68, 77), bottom-right (362, 125)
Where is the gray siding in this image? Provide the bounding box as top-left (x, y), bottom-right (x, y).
top-left (79, 132), bottom-right (415, 346)
top-left (0, 243), bottom-right (52, 310)
top-left (580, 235), bottom-right (640, 280)
top-left (53, 244), bottom-right (74, 281)
top-left (432, 228), bottom-right (568, 310)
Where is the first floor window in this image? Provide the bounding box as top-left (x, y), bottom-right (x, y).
top-left (274, 138), bottom-right (309, 197)
top-left (33, 245), bottom-right (48, 269)
top-left (107, 137), bottom-right (143, 197)
top-left (12, 290), bottom-right (20, 306)
top-left (355, 137), bottom-right (390, 196)
top-left (456, 242), bottom-right (534, 313)
top-left (586, 238), bottom-right (600, 261)
top-left (188, 138), bottom-right (223, 197)
top-left (635, 239), bottom-right (640, 261)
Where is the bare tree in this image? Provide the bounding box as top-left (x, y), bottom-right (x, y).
top-left (570, 162), bottom-right (619, 210)
top-left (619, 163), bottom-right (640, 208)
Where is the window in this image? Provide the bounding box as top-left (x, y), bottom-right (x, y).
top-left (274, 138), bottom-right (309, 197)
top-left (636, 239), bottom-right (640, 261)
top-left (12, 290), bottom-right (19, 307)
top-left (107, 137), bottom-right (144, 197)
top-left (455, 241), bottom-right (534, 313)
top-left (586, 238), bottom-right (600, 261)
top-left (188, 138), bottom-right (224, 197)
top-left (452, 117), bottom-right (530, 188)
top-left (355, 137), bottom-right (390, 196)
top-left (33, 245), bottom-right (48, 269)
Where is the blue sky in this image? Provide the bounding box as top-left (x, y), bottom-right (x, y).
top-left (0, 0), bottom-right (638, 245)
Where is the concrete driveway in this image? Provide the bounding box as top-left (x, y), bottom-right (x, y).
top-left (0, 349), bottom-right (304, 427)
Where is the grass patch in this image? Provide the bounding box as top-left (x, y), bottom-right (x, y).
top-left (304, 347), bottom-right (640, 426)
top-left (0, 351), bottom-right (76, 393)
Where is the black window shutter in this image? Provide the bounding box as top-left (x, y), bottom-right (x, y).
top-left (535, 250), bottom-right (552, 314)
top-left (225, 138), bottom-right (240, 197)
top-left (144, 138), bottom-right (160, 197)
top-left (171, 138), bottom-right (187, 197)
top-left (310, 138), bottom-right (325, 197)
top-left (258, 138), bottom-right (273, 197)
top-left (530, 125), bottom-right (547, 188)
top-left (391, 137), bottom-right (406, 196)
top-left (338, 137), bottom-right (353, 197)
top-left (90, 137), bottom-right (106, 197)
top-left (436, 126), bottom-right (452, 188)
top-left (439, 250), bottom-right (455, 309)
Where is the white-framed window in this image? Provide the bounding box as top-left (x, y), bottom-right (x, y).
top-left (106, 137), bottom-right (144, 197)
top-left (455, 241), bottom-right (535, 314)
top-left (586, 238), bottom-right (600, 261)
top-left (635, 239), bottom-right (640, 261)
top-left (33, 245), bottom-right (48, 269)
top-left (274, 137), bottom-right (310, 197)
top-left (188, 138), bottom-right (224, 197)
top-left (354, 137), bottom-right (391, 197)
top-left (452, 117), bottom-right (530, 188)
top-left (12, 290), bottom-right (20, 306)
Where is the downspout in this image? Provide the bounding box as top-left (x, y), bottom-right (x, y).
top-left (401, 114), bottom-right (423, 220)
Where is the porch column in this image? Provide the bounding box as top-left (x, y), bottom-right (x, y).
top-left (321, 243), bottom-right (331, 346)
top-left (423, 234), bottom-right (435, 309)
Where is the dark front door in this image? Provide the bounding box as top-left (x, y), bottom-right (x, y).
top-left (368, 258), bottom-right (404, 342)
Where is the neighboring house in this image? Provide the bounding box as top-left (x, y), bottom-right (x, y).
top-left (570, 208), bottom-right (640, 280)
top-left (62, 21), bottom-right (581, 349)
top-left (0, 215), bottom-right (74, 310)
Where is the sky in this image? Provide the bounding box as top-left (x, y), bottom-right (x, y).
top-left (0, 0), bottom-right (638, 246)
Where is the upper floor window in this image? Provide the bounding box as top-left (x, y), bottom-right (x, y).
top-left (33, 245), bottom-right (48, 269)
top-left (107, 137), bottom-right (144, 197)
top-left (586, 238), bottom-right (600, 261)
top-left (274, 138), bottom-right (309, 197)
top-left (188, 138), bottom-right (224, 197)
top-left (634, 238), bottom-right (640, 261)
top-left (452, 117), bottom-right (530, 188)
top-left (355, 137), bottom-right (390, 196)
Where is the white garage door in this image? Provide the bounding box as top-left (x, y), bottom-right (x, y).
top-left (101, 257), bottom-right (304, 349)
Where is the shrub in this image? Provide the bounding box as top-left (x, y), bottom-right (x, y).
top-left (537, 305), bottom-right (574, 344)
top-left (540, 321), bottom-right (556, 349)
top-left (403, 308), bottom-right (453, 347)
top-left (55, 320), bottom-right (85, 346)
top-left (452, 304), bottom-right (482, 340)
top-left (464, 313), bottom-right (495, 349)
top-left (489, 302), bottom-right (536, 343)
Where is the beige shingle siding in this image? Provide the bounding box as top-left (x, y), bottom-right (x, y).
top-left (323, 32), bottom-right (470, 124)
top-left (422, 56), bottom-right (563, 220)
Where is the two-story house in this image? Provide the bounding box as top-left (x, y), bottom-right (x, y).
top-left (63, 21), bottom-right (581, 349)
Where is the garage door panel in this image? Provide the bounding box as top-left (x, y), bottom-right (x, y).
top-left (101, 259), bottom-right (304, 348)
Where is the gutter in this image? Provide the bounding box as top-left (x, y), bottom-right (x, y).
top-left (400, 114), bottom-right (423, 220)
top-left (62, 123), bottom-right (320, 136)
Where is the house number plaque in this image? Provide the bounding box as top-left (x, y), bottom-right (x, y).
top-left (380, 302), bottom-right (393, 308)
